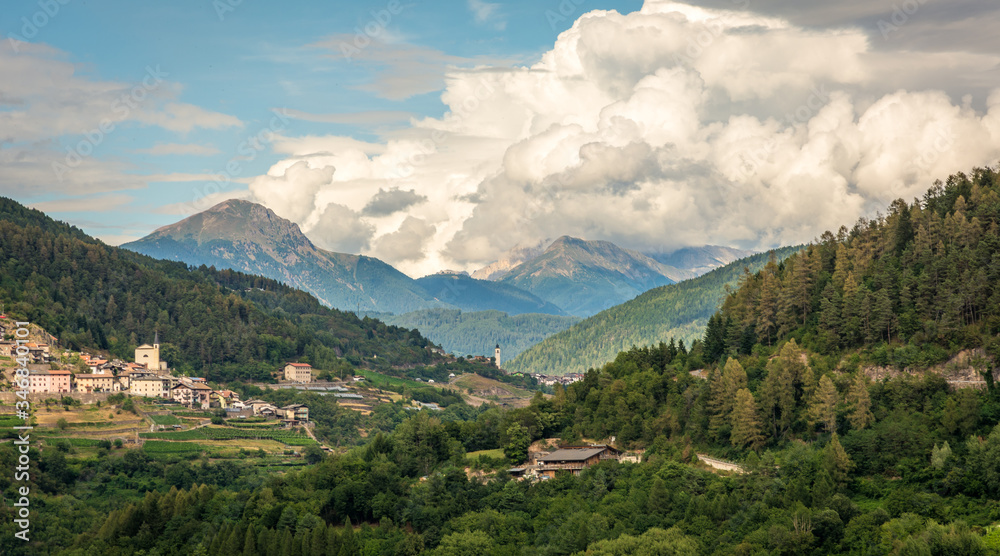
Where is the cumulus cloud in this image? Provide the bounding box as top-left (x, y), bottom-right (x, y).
top-left (363, 187), bottom-right (428, 216)
top-left (248, 161), bottom-right (335, 224)
top-left (251, 0), bottom-right (1000, 276)
top-left (372, 216), bottom-right (436, 262)
top-left (310, 203), bottom-right (375, 253)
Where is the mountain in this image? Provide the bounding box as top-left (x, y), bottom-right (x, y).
top-left (414, 272), bottom-right (566, 316)
top-left (506, 245), bottom-right (803, 375)
top-left (122, 199), bottom-right (445, 315)
top-left (496, 236), bottom-right (686, 317)
top-left (471, 237), bottom-right (551, 281)
top-left (0, 197), bottom-right (450, 382)
top-left (384, 309), bottom-right (580, 361)
top-left (645, 245), bottom-right (755, 276)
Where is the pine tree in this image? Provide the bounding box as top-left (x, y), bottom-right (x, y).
top-left (243, 524), bottom-right (257, 556)
top-left (730, 388), bottom-right (765, 451)
top-left (808, 375), bottom-right (839, 433)
top-left (846, 373), bottom-right (874, 431)
top-left (337, 519), bottom-right (357, 556)
top-left (760, 342), bottom-right (802, 440)
top-left (823, 433), bottom-right (854, 486)
top-left (757, 267), bottom-right (778, 345)
top-left (310, 524), bottom-right (326, 556)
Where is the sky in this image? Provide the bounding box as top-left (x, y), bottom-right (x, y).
top-left (3, 0), bottom-right (1000, 277)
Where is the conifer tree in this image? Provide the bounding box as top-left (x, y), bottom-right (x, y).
top-left (823, 433), bottom-right (853, 486)
top-left (730, 388), bottom-right (765, 451)
top-left (808, 375), bottom-right (839, 433)
top-left (846, 373), bottom-right (874, 431)
top-left (243, 524), bottom-right (256, 556)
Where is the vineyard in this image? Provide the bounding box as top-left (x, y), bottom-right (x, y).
top-left (143, 440), bottom-right (205, 454)
top-left (140, 426), bottom-right (315, 445)
top-left (46, 437), bottom-right (105, 447)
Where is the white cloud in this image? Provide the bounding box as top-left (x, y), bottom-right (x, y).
top-left (468, 0), bottom-right (506, 30)
top-left (248, 1), bottom-right (1000, 276)
top-left (310, 202), bottom-right (375, 253)
top-left (133, 143), bottom-right (222, 156)
top-left (0, 37), bottom-right (241, 198)
top-left (372, 216), bottom-right (436, 262)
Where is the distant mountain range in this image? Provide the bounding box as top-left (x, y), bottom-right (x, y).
top-left (124, 200), bottom-right (757, 359)
top-left (415, 272), bottom-right (566, 316)
top-left (505, 246), bottom-right (802, 376)
top-left (474, 236), bottom-right (752, 317)
top-left (122, 200), bottom-right (559, 317)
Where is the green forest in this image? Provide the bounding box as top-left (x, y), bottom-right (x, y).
top-left (0, 198), bottom-right (449, 382)
top-left (507, 246), bottom-right (802, 376)
top-left (385, 309), bottom-right (580, 360)
top-left (4, 166), bottom-right (1000, 554)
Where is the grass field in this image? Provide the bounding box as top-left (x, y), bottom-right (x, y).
top-left (355, 369), bottom-right (428, 390)
top-left (467, 448), bottom-right (504, 460)
top-left (150, 414), bottom-right (181, 425)
top-left (451, 374), bottom-right (537, 407)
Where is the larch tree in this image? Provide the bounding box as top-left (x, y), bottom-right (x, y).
top-left (730, 388), bottom-right (765, 451)
top-left (846, 373), bottom-right (874, 431)
top-left (808, 375), bottom-right (839, 433)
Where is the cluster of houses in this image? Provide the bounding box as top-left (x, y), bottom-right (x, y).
top-left (231, 400), bottom-right (309, 422)
top-left (530, 373), bottom-right (586, 387)
top-left (3, 338), bottom-right (314, 418)
top-left (0, 339), bottom-right (55, 365)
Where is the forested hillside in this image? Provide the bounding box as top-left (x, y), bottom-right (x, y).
top-left (0, 198), bottom-right (445, 381)
top-left (385, 309), bottom-right (580, 359)
top-left (413, 273), bottom-right (567, 316)
top-left (706, 166), bottom-right (1000, 364)
top-left (507, 245), bottom-right (802, 375)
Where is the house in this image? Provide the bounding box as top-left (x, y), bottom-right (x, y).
top-left (86, 359), bottom-right (108, 373)
top-left (28, 369), bottom-right (71, 394)
top-left (284, 363), bottom-right (312, 383)
top-left (76, 373), bottom-right (119, 393)
top-left (245, 400), bottom-right (281, 417)
top-left (24, 343), bottom-right (50, 363)
top-left (130, 376), bottom-right (170, 398)
top-left (211, 390), bottom-right (240, 408)
top-left (536, 445), bottom-right (623, 478)
top-left (171, 381), bottom-right (212, 408)
top-left (352, 375), bottom-right (365, 382)
top-left (31, 369), bottom-right (72, 394)
top-left (281, 404), bottom-right (309, 421)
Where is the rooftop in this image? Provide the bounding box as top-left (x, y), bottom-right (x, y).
top-left (538, 447), bottom-right (612, 463)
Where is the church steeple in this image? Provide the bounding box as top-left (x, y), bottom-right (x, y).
top-left (153, 330), bottom-right (160, 348)
top-left (494, 344), bottom-right (501, 368)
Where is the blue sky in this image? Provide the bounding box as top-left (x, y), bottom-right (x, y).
top-left (1, 0), bottom-right (640, 242)
top-left (2, 0), bottom-right (999, 276)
